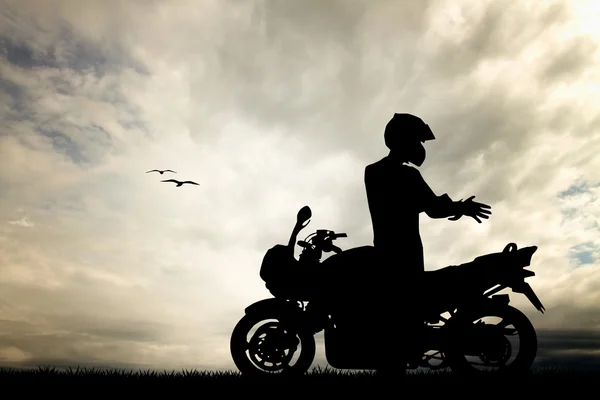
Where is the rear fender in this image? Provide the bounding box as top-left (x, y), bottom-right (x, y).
top-left (491, 294), bottom-right (511, 306)
top-left (450, 296), bottom-right (510, 325)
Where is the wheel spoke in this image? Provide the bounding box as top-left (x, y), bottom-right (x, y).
top-left (502, 327), bottom-right (517, 335)
top-left (231, 311), bottom-right (317, 377)
top-left (245, 320), bottom-right (301, 372)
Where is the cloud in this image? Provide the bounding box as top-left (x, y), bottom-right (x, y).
top-left (8, 216), bottom-right (34, 228)
top-left (0, 0), bottom-right (599, 372)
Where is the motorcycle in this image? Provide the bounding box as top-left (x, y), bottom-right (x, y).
top-left (230, 205), bottom-right (545, 377)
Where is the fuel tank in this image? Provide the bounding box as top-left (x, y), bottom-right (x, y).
top-left (318, 245), bottom-right (380, 313)
top-left (320, 245), bottom-right (376, 274)
top-left (320, 246), bottom-right (377, 288)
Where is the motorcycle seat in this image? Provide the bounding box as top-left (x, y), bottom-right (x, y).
top-left (425, 263), bottom-right (469, 282)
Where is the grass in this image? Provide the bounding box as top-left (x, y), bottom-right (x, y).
top-left (1, 365), bottom-right (599, 386)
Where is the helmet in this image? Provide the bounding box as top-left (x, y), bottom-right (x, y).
top-left (384, 113), bottom-right (435, 151)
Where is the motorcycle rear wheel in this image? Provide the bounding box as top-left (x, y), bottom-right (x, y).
top-left (445, 304), bottom-right (537, 377)
top-left (230, 311), bottom-right (316, 378)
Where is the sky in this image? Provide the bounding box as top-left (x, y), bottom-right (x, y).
top-left (1, 0), bottom-right (599, 372)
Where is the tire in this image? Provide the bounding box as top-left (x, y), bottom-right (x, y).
top-left (230, 310), bottom-right (316, 378)
top-left (445, 304), bottom-right (537, 377)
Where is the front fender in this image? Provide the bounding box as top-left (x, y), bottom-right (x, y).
top-left (244, 298), bottom-right (303, 318)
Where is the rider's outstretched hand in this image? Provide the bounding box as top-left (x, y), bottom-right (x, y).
top-left (448, 196), bottom-right (492, 223)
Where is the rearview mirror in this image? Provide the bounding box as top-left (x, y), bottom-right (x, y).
top-left (296, 206), bottom-right (312, 226)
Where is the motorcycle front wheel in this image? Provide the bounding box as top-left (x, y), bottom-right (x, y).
top-left (445, 304), bottom-right (537, 377)
top-left (230, 311), bottom-right (316, 378)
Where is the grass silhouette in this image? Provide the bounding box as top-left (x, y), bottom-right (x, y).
top-left (1, 365), bottom-right (598, 386)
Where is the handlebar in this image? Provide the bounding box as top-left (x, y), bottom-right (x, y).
top-left (297, 240), bottom-right (343, 253)
top-left (297, 231), bottom-right (347, 252)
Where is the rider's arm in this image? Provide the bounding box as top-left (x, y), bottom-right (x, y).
top-left (425, 193), bottom-right (457, 218)
top-left (409, 167), bottom-right (462, 219)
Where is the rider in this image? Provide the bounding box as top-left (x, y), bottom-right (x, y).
top-left (364, 113), bottom-right (492, 377)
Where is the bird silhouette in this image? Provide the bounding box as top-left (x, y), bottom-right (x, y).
top-left (161, 179), bottom-right (199, 187)
top-left (146, 169), bottom-right (176, 174)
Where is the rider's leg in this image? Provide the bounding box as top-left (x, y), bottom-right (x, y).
top-left (373, 249), bottom-right (428, 378)
top-left (371, 249), bottom-right (409, 379)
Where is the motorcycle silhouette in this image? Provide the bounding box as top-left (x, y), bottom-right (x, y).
top-left (230, 205), bottom-right (545, 377)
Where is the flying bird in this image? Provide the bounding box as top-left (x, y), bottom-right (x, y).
top-left (146, 169), bottom-right (176, 174)
top-left (161, 179), bottom-right (199, 187)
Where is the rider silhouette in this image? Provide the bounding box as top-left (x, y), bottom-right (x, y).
top-left (364, 113), bottom-right (492, 377)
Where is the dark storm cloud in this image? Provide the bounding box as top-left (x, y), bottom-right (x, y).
top-left (0, 5), bottom-right (152, 159)
top-left (0, 77), bottom-right (28, 122)
top-left (0, 24), bottom-right (148, 75)
top-left (37, 129), bottom-right (91, 165)
top-left (536, 330), bottom-right (600, 371)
